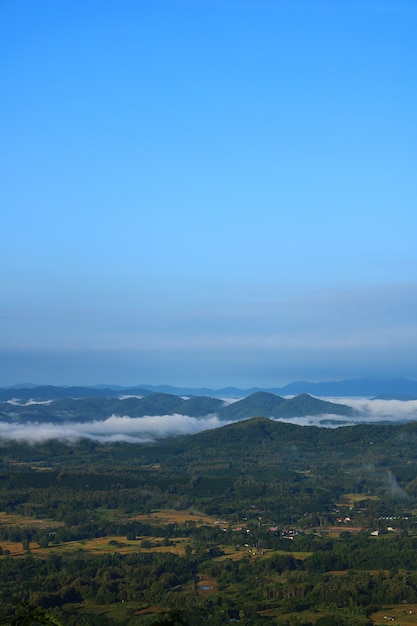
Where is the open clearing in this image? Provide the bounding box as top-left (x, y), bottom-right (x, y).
top-left (0, 535), bottom-right (190, 558)
top-left (0, 511), bottom-right (63, 530)
top-left (338, 493), bottom-right (380, 506)
top-left (0, 508), bottom-right (217, 530)
top-left (371, 604), bottom-right (417, 624)
top-left (130, 508), bottom-right (220, 526)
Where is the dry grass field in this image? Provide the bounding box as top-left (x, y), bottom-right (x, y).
top-left (0, 534), bottom-right (193, 558)
top-left (130, 508), bottom-right (220, 526)
top-left (337, 493), bottom-right (380, 506)
top-left (32, 535), bottom-right (189, 557)
top-left (0, 508), bottom-right (228, 559)
top-left (370, 604), bottom-right (417, 624)
top-left (0, 508), bottom-right (218, 529)
top-left (0, 511), bottom-right (63, 530)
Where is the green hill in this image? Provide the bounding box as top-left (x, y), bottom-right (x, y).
top-left (218, 391), bottom-right (285, 419)
top-left (219, 392), bottom-right (354, 420)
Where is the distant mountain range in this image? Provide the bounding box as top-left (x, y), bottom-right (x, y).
top-left (275, 378), bottom-right (417, 398)
top-left (0, 391), bottom-right (354, 423)
top-left (141, 378), bottom-right (417, 398)
top-left (1, 377), bottom-right (417, 400)
top-left (0, 385), bottom-right (153, 402)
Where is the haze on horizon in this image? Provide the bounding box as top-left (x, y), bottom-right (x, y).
top-left (1, 0), bottom-right (416, 389)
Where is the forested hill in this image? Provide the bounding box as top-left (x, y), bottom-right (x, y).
top-left (171, 415), bottom-right (411, 457)
top-left (2, 415), bottom-right (417, 509)
top-left (152, 416), bottom-right (417, 498)
top-left (218, 391), bottom-right (354, 419)
top-left (0, 391), bottom-right (353, 423)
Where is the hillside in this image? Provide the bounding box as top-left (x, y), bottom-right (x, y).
top-left (217, 391), bottom-right (286, 419)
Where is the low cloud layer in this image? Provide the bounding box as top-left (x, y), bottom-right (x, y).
top-left (273, 397), bottom-right (417, 427)
top-left (0, 398), bottom-right (416, 444)
top-left (329, 397), bottom-right (417, 422)
top-left (0, 414), bottom-right (226, 444)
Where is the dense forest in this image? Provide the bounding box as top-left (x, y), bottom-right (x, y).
top-left (1, 402), bottom-right (417, 624)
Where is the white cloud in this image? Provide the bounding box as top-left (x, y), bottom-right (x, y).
top-left (326, 397), bottom-right (417, 421)
top-left (0, 413), bottom-right (226, 444)
top-left (6, 399), bottom-right (53, 406)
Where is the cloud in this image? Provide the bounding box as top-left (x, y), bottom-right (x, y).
top-left (327, 397), bottom-right (417, 422)
top-left (251, 396), bottom-right (417, 428)
top-left (0, 414), bottom-right (227, 445)
top-left (7, 399), bottom-right (53, 406)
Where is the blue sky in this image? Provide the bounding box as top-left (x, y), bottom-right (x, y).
top-left (1, 0), bottom-right (417, 388)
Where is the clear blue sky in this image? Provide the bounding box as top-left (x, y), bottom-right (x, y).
top-left (1, 0), bottom-right (417, 388)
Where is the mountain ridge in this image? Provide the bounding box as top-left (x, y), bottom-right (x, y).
top-left (0, 391), bottom-right (354, 423)
top-left (2, 377), bottom-right (417, 400)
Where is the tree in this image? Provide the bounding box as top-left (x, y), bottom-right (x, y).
top-left (0, 604), bottom-right (63, 625)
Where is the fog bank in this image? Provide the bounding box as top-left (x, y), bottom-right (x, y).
top-left (0, 398), bottom-right (416, 444)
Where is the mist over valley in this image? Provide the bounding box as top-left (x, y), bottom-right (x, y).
top-left (1, 379), bottom-right (417, 444)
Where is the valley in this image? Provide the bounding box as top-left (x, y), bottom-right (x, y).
top-left (1, 388), bottom-right (417, 624)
